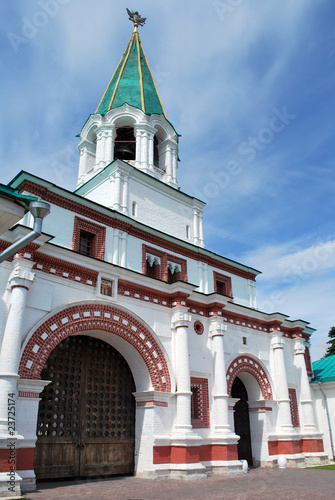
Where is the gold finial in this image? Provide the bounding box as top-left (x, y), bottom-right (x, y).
top-left (126, 8), bottom-right (146, 30)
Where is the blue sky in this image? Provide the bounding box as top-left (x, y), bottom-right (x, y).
top-left (1, 0), bottom-right (334, 360)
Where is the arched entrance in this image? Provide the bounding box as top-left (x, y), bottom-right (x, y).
top-left (34, 335), bottom-right (136, 479)
top-left (232, 377), bottom-right (253, 466)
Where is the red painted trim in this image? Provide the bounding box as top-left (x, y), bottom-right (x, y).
top-left (19, 304), bottom-right (171, 392)
top-left (268, 439), bottom-right (324, 456)
top-left (153, 444), bottom-right (238, 464)
top-left (288, 388), bottom-right (300, 427)
top-left (34, 252), bottom-right (98, 286)
top-left (11, 285), bottom-right (29, 291)
top-left (17, 180), bottom-right (258, 281)
top-left (226, 356), bottom-right (273, 400)
top-left (213, 271), bottom-right (232, 297)
top-left (193, 320), bottom-right (204, 335)
top-left (72, 216), bottom-right (106, 260)
top-left (0, 447), bottom-right (35, 472)
top-left (136, 401), bottom-right (168, 408)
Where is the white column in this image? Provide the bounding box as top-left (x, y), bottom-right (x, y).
top-left (148, 132), bottom-right (154, 170)
top-left (171, 146), bottom-right (178, 185)
top-left (121, 174), bottom-right (129, 215)
top-left (112, 173), bottom-right (122, 211)
top-left (0, 259), bottom-right (35, 434)
top-left (95, 129), bottom-right (106, 167)
top-left (165, 144), bottom-right (172, 182)
top-left (78, 143), bottom-right (88, 183)
top-left (294, 337), bottom-right (317, 431)
top-left (172, 308), bottom-right (192, 434)
top-left (198, 211), bottom-right (204, 248)
top-left (193, 210), bottom-right (199, 246)
top-left (135, 127), bottom-right (142, 169)
top-left (105, 127), bottom-right (115, 164)
top-left (112, 229), bottom-right (120, 265)
top-left (271, 334), bottom-right (293, 432)
top-left (198, 262), bottom-right (204, 293)
top-left (209, 319), bottom-right (233, 435)
top-left (120, 232), bottom-right (127, 268)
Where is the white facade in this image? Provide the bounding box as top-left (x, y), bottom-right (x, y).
top-left (0, 25), bottom-right (329, 498)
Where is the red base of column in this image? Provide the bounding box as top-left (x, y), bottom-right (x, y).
top-left (153, 444), bottom-right (238, 464)
top-left (0, 447), bottom-right (35, 472)
top-left (268, 439), bottom-right (324, 455)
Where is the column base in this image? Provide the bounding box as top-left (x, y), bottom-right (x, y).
top-left (0, 472), bottom-right (21, 498)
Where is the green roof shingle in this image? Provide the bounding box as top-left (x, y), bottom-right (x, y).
top-left (312, 354), bottom-right (335, 382)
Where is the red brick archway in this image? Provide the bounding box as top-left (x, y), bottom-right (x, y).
top-left (226, 355), bottom-right (272, 400)
top-left (19, 303), bottom-right (171, 392)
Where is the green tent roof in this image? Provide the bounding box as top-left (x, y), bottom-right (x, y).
top-left (96, 27), bottom-right (166, 117)
top-left (312, 354), bottom-right (335, 382)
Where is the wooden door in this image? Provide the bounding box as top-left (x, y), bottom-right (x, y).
top-left (232, 377), bottom-right (253, 466)
top-left (34, 335), bottom-right (136, 479)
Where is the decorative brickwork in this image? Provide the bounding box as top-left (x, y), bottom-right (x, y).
top-left (193, 320), bottom-right (204, 335)
top-left (288, 388), bottom-right (300, 427)
top-left (191, 377), bottom-right (210, 428)
top-left (226, 356), bottom-right (273, 400)
top-left (19, 304), bottom-right (171, 392)
top-left (17, 180), bottom-right (258, 280)
top-left (33, 252), bottom-right (98, 286)
top-left (72, 216), bottom-right (106, 260)
top-left (304, 345), bottom-right (313, 377)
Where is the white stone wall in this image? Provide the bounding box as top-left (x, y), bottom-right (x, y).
top-left (311, 382), bottom-right (335, 459)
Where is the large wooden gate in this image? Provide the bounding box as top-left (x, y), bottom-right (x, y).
top-left (232, 376), bottom-right (253, 466)
top-left (34, 335), bottom-right (136, 479)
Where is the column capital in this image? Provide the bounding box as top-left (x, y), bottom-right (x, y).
top-left (8, 258), bottom-right (35, 290)
top-left (209, 318), bottom-right (227, 337)
top-left (271, 334), bottom-right (285, 349)
top-left (171, 308), bottom-right (191, 329)
top-left (294, 337), bottom-right (306, 355)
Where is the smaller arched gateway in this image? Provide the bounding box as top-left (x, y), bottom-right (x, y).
top-left (227, 355), bottom-right (274, 467)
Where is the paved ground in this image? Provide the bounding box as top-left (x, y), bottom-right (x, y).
top-left (22, 468), bottom-right (335, 500)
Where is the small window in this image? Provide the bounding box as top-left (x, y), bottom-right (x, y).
top-left (79, 230), bottom-right (95, 256)
top-left (146, 254), bottom-right (161, 279)
top-left (100, 278), bottom-right (113, 297)
top-left (186, 225), bottom-right (190, 239)
top-left (289, 388), bottom-right (300, 427)
top-left (213, 272), bottom-right (232, 297)
top-left (242, 336), bottom-right (247, 345)
top-left (132, 201), bottom-right (137, 217)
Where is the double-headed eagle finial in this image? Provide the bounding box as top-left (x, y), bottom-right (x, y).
top-left (126, 8), bottom-right (146, 28)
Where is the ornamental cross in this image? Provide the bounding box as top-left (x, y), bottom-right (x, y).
top-left (126, 8), bottom-right (146, 27)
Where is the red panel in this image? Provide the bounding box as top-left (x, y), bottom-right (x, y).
top-left (0, 447), bottom-right (35, 472)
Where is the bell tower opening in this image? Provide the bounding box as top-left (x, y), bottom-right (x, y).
top-left (114, 126), bottom-right (136, 161)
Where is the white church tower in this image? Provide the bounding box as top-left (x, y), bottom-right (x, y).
top-left (75, 20), bottom-right (205, 247)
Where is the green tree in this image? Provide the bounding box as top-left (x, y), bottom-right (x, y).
top-left (325, 326), bottom-right (335, 357)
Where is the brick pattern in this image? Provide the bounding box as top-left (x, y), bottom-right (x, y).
top-left (72, 216), bottom-right (106, 260)
top-left (33, 252), bottom-right (98, 286)
top-left (18, 304), bottom-right (171, 392)
top-left (288, 388), bottom-right (300, 427)
top-left (226, 356), bottom-right (273, 400)
top-left (153, 443), bottom-right (238, 464)
top-left (193, 320), bottom-right (204, 335)
top-left (304, 345), bottom-right (313, 377)
top-left (17, 180), bottom-right (258, 281)
top-left (191, 377), bottom-right (210, 428)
